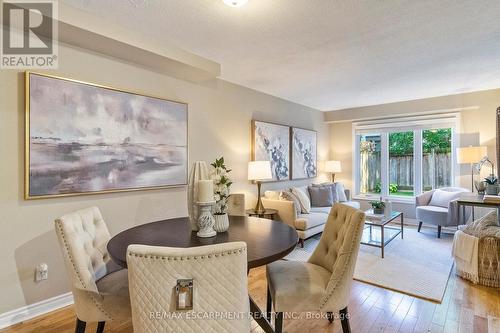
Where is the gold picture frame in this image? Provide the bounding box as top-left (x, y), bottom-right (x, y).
top-left (25, 71), bottom-right (188, 199)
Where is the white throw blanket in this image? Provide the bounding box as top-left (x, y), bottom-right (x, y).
top-left (452, 230), bottom-right (479, 283)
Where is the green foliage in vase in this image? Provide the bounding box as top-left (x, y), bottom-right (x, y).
top-left (484, 175), bottom-right (498, 185)
top-left (210, 157), bottom-right (233, 215)
top-left (370, 200), bottom-right (385, 209)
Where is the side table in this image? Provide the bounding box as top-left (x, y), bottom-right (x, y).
top-left (246, 208), bottom-right (278, 220)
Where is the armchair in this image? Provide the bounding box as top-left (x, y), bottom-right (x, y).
top-left (415, 187), bottom-right (471, 238)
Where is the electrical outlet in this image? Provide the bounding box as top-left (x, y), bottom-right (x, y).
top-left (35, 263), bottom-right (48, 282)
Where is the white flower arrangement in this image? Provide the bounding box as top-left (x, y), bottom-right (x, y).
top-left (210, 157), bottom-right (233, 215)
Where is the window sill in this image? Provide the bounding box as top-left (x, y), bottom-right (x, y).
top-left (352, 195), bottom-right (415, 205)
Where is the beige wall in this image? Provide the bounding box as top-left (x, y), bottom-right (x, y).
top-left (328, 89), bottom-right (500, 217)
top-left (0, 43), bottom-right (329, 313)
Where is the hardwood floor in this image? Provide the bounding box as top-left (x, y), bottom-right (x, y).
top-left (1, 266), bottom-right (499, 333)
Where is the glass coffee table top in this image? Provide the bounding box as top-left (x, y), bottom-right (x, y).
top-left (361, 225), bottom-right (401, 246)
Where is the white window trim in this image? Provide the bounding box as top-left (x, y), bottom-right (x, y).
top-left (352, 113), bottom-right (461, 204)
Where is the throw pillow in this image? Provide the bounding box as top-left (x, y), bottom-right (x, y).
top-left (308, 185), bottom-right (334, 207)
top-left (291, 187), bottom-right (311, 213)
top-left (463, 210), bottom-right (499, 236)
top-left (335, 182), bottom-right (348, 202)
top-left (279, 191), bottom-right (302, 216)
top-left (264, 190), bottom-right (281, 200)
top-left (312, 182), bottom-right (338, 202)
top-left (429, 189), bottom-right (460, 208)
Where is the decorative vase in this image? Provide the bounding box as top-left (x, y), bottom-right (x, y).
top-left (475, 181), bottom-right (487, 195)
top-left (187, 161), bottom-right (209, 231)
top-left (384, 199), bottom-right (392, 218)
top-left (196, 201), bottom-right (216, 238)
top-left (486, 184), bottom-right (498, 195)
top-left (213, 213), bottom-right (229, 232)
top-left (373, 207), bottom-right (384, 214)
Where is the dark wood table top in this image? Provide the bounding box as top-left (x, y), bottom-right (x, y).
top-left (107, 215), bottom-right (298, 269)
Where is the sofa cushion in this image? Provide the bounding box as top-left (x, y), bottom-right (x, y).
top-left (264, 190), bottom-right (281, 200)
top-left (416, 205), bottom-right (448, 224)
top-left (292, 187), bottom-right (311, 213)
top-left (312, 183), bottom-right (338, 202)
top-left (308, 186), bottom-right (333, 207)
top-left (429, 189), bottom-right (460, 208)
top-left (279, 190), bottom-right (302, 215)
top-left (310, 206), bottom-right (332, 214)
top-left (295, 212), bottom-right (327, 230)
top-left (335, 182), bottom-right (348, 202)
top-left (341, 201), bottom-right (361, 209)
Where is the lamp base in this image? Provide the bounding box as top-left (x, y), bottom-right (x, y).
top-left (254, 181), bottom-right (266, 214)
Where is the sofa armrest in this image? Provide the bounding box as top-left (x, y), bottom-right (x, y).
top-left (448, 199), bottom-right (471, 225)
top-left (261, 198), bottom-right (297, 228)
top-left (415, 190), bottom-right (435, 207)
top-left (344, 189), bottom-right (351, 201)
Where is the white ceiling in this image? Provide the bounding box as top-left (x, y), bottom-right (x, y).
top-left (63, 0), bottom-right (500, 111)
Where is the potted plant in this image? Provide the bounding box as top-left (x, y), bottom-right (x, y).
top-left (210, 157), bottom-right (233, 232)
top-left (370, 199), bottom-right (385, 214)
top-left (484, 174), bottom-right (498, 195)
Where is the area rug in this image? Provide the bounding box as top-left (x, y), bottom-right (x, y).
top-left (284, 226), bottom-right (454, 303)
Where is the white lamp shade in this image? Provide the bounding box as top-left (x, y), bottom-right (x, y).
top-left (248, 161), bottom-right (272, 181)
top-left (324, 160), bottom-right (342, 173)
top-left (456, 146), bottom-right (487, 164)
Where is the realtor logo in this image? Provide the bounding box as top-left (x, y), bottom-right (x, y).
top-left (1, 0), bottom-right (58, 69)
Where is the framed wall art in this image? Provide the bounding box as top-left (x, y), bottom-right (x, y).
top-left (25, 72), bottom-right (188, 199)
top-left (291, 127), bottom-right (317, 179)
top-left (251, 120), bottom-right (290, 181)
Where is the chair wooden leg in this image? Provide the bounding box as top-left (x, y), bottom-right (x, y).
top-left (96, 321), bottom-right (105, 333)
top-left (437, 225), bottom-right (442, 238)
top-left (327, 311), bottom-right (334, 323)
top-left (339, 307), bottom-right (351, 333)
top-left (75, 319), bottom-right (86, 333)
top-left (266, 286), bottom-right (272, 321)
top-left (298, 239), bottom-right (304, 248)
top-left (275, 312), bottom-right (283, 333)
top-left (417, 221), bottom-right (422, 232)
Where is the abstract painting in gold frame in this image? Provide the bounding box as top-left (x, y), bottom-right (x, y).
top-left (25, 71), bottom-right (188, 199)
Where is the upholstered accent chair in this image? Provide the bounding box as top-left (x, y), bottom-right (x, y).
top-left (415, 187), bottom-right (471, 238)
top-left (127, 242), bottom-right (250, 333)
top-left (55, 207), bottom-right (131, 333)
top-left (266, 203), bottom-right (365, 333)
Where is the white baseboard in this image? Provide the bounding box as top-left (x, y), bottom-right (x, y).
top-left (0, 292), bottom-right (74, 330)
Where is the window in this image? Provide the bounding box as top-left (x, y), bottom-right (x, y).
top-left (389, 131), bottom-right (414, 196)
top-left (423, 128), bottom-right (452, 191)
top-left (358, 134), bottom-right (381, 194)
top-left (353, 115), bottom-right (458, 200)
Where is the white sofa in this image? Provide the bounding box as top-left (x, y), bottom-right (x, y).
top-left (261, 187), bottom-right (360, 246)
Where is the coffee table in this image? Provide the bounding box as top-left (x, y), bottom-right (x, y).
top-left (362, 210), bottom-right (404, 258)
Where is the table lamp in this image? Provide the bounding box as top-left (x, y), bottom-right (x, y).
top-left (248, 161), bottom-right (272, 214)
top-left (324, 160), bottom-right (342, 182)
top-left (457, 146), bottom-right (487, 192)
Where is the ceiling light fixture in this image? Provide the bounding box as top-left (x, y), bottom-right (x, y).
top-left (223, 0), bottom-right (248, 7)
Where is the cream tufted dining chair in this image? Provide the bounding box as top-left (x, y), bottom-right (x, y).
top-left (127, 242), bottom-right (250, 333)
top-left (55, 207), bottom-right (131, 333)
top-left (266, 203), bottom-right (365, 333)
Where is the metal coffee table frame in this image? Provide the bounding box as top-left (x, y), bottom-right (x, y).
top-left (362, 211), bottom-right (404, 258)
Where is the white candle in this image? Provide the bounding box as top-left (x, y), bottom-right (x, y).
top-left (198, 180), bottom-right (214, 202)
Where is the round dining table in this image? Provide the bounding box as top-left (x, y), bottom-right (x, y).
top-left (107, 215), bottom-right (298, 333)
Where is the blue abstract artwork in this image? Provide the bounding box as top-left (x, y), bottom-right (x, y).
top-left (252, 121), bottom-right (290, 181)
top-left (292, 127), bottom-right (317, 179)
